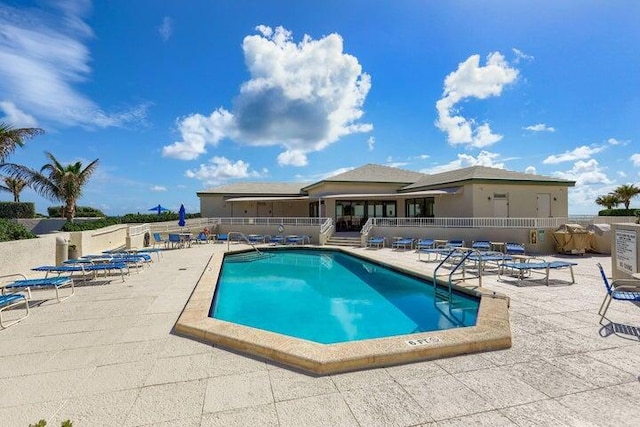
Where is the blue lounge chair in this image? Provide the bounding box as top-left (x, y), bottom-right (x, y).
top-left (1, 274), bottom-right (74, 302)
top-left (286, 235), bottom-right (310, 245)
top-left (215, 233), bottom-right (228, 243)
top-left (367, 237), bottom-right (385, 249)
top-left (392, 238), bottom-right (414, 250)
top-left (596, 263), bottom-right (640, 325)
top-left (269, 235), bottom-right (284, 245)
top-left (505, 242), bottom-right (526, 255)
top-left (247, 234), bottom-right (266, 244)
top-left (33, 261), bottom-right (128, 282)
top-left (498, 259), bottom-right (577, 286)
top-left (472, 240), bottom-right (491, 251)
top-left (416, 239), bottom-right (435, 250)
top-left (195, 232), bottom-right (209, 244)
top-left (152, 233), bottom-right (168, 248)
top-left (0, 293), bottom-right (29, 329)
top-left (445, 240), bottom-right (465, 248)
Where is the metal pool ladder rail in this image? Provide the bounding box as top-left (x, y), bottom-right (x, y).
top-left (227, 231), bottom-right (262, 255)
top-left (432, 247), bottom-right (482, 299)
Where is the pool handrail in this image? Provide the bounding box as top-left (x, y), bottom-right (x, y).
top-left (227, 231), bottom-right (262, 255)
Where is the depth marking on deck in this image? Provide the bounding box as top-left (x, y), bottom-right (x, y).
top-left (405, 337), bottom-right (443, 346)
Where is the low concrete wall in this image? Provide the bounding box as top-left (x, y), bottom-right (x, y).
top-left (0, 233), bottom-right (70, 277)
top-left (16, 218), bottom-right (105, 235)
top-left (70, 225), bottom-right (129, 256)
top-left (611, 223), bottom-right (640, 279)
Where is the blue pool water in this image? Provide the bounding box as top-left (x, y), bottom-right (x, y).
top-left (210, 249), bottom-right (480, 344)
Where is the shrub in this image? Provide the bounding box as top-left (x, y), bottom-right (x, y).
top-left (0, 201), bottom-right (35, 218)
top-left (598, 208), bottom-right (640, 216)
top-left (121, 212), bottom-right (201, 223)
top-left (0, 218), bottom-right (37, 241)
top-left (47, 206), bottom-right (104, 218)
top-left (60, 217), bottom-right (121, 231)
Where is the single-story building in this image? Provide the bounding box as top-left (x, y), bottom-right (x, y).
top-left (197, 164), bottom-right (575, 232)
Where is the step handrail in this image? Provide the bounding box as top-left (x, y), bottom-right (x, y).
top-left (227, 231), bottom-right (262, 255)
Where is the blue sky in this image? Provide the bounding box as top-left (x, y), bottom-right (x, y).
top-left (1, 0), bottom-right (639, 216)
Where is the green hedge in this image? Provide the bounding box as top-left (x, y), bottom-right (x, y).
top-left (0, 202), bottom-right (35, 219)
top-left (121, 212), bottom-right (201, 223)
top-left (0, 218), bottom-right (37, 241)
top-left (60, 217), bottom-right (122, 231)
top-left (598, 208), bottom-right (640, 216)
top-left (47, 206), bottom-right (105, 218)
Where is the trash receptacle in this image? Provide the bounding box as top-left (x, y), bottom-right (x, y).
top-left (587, 223), bottom-right (612, 254)
top-left (55, 237), bottom-right (68, 266)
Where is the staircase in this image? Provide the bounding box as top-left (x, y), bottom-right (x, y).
top-left (325, 236), bottom-right (362, 247)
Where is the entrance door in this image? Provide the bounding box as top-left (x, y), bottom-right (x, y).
top-left (493, 194), bottom-right (509, 217)
top-left (537, 193), bottom-right (551, 218)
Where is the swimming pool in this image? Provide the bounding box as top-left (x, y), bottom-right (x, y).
top-left (211, 249), bottom-right (479, 344)
top-left (175, 245), bottom-right (511, 375)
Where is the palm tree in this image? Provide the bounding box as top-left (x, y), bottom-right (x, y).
top-left (5, 152), bottom-right (99, 221)
top-left (0, 122), bottom-right (44, 163)
top-left (612, 184), bottom-right (640, 210)
top-left (595, 194), bottom-right (621, 210)
top-left (0, 176), bottom-right (27, 202)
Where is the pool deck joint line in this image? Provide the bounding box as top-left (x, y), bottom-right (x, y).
top-left (175, 246), bottom-right (512, 375)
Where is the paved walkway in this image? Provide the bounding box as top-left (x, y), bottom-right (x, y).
top-left (1, 244), bottom-right (639, 426)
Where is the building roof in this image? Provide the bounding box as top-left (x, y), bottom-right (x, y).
top-left (401, 166), bottom-right (576, 191)
top-left (302, 164), bottom-right (426, 191)
top-left (197, 182), bottom-right (309, 196)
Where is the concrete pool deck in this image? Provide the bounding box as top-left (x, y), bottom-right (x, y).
top-left (1, 243), bottom-right (639, 426)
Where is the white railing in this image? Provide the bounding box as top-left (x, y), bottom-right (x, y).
top-left (372, 217), bottom-right (571, 229)
top-left (360, 217), bottom-right (373, 235)
top-left (127, 223), bottom-right (150, 237)
top-left (215, 217), bottom-right (327, 226)
top-left (320, 217), bottom-right (334, 234)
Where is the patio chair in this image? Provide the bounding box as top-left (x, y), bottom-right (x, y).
top-left (1, 274), bottom-right (75, 303)
top-left (167, 233), bottom-right (182, 248)
top-left (596, 263), bottom-right (640, 325)
top-left (366, 236), bottom-right (385, 249)
top-left (268, 235), bottom-right (285, 245)
top-left (152, 233), bottom-right (168, 248)
top-left (0, 292), bottom-right (29, 329)
top-left (195, 232), bottom-right (209, 244)
top-left (392, 237), bottom-right (414, 250)
top-left (215, 233), bottom-right (228, 243)
top-left (498, 259), bottom-right (577, 286)
top-left (471, 240), bottom-right (491, 251)
top-left (505, 242), bottom-right (526, 255)
top-left (445, 239), bottom-right (465, 248)
top-left (416, 239), bottom-right (435, 250)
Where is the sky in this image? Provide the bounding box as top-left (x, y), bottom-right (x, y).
top-left (1, 0), bottom-right (639, 216)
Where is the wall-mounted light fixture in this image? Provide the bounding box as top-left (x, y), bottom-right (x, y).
top-left (487, 196), bottom-right (491, 200)
top-left (553, 197), bottom-right (557, 201)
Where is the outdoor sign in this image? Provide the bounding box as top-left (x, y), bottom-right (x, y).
top-left (615, 229), bottom-right (637, 275)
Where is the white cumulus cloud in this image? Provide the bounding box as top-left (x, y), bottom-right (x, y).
top-left (524, 123), bottom-right (555, 132)
top-left (553, 159), bottom-right (611, 186)
top-left (0, 101), bottom-right (38, 127)
top-left (631, 153), bottom-right (640, 166)
top-left (0, 2), bottom-right (147, 128)
top-left (525, 166), bottom-right (537, 174)
top-left (435, 52), bottom-right (518, 148)
top-left (163, 25), bottom-right (372, 164)
top-left (542, 145), bottom-right (606, 164)
top-left (150, 185), bottom-right (167, 192)
top-left (185, 156), bottom-right (264, 185)
top-left (425, 151), bottom-right (506, 174)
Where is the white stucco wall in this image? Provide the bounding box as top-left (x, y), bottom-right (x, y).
top-left (0, 233), bottom-right (69, 277)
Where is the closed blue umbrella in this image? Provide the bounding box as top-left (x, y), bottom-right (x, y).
top-left (148, 204), bottom-right (169, 215)
top-left (178, 204), bottom-right (186, 227)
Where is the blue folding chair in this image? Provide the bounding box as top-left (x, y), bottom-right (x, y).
top-left (597, 263), bottom-right (640, 324)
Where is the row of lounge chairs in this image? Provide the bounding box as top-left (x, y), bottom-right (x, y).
top-left (1, 248), bottom-right (160, 329)
top-left (366, 237), bottom-right (526, 255)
